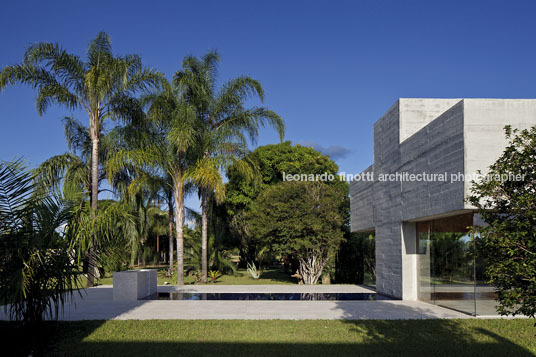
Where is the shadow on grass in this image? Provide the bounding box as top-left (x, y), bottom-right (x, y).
top-left (1, 283), bottom-right (533, 356)
top-left (1, 319), bottom-right (534, 357)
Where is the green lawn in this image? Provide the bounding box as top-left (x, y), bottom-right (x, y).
top-left (2, 319), bottom-right (534, 356)
top-left (97, 267), bottom-right (298, 286)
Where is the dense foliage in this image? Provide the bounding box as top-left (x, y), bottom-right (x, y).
top-left (469, 126), bottom-right (536, 319)
top-left (249, 181), bottom-right (345, 284)
top-left (226, 141), bottom-right (340, 215)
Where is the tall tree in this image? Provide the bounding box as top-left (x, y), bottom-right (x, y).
top-left (0, 32), bottom-right (161, 286)
top-left (107, 79), bottom-right (197, 284)
top-left (175, 51), bottom-right (285, 282)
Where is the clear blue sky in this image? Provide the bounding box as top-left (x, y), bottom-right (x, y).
top-left (1, 0), bottom-right (535, 210)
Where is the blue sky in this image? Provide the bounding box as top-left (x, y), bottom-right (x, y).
top-left (1, 0), bottom-right (535, 210)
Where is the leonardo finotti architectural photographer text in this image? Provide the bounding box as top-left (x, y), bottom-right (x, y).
top-left (282, 171), bottom-right (525, 183)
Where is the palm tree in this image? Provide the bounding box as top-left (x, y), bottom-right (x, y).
top-left (108, 122), bottom-right (177, 275)
top-left (175, 51), bottom-right (285, 282)
top-left (184, 204), bottom-right (237, 275)
top-left (0, 159), bottom-right (81, 322)
top-left (36, 117), bottom-right (115, 202)
top-left (36, 117), bottom-right (132, 278)
top-left (107, 78), bottom-right (197, 284)
top-left (0, 32), bottom-right (161, 286)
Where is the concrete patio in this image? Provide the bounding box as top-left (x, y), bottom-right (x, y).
top-left (0, 285), bottom-right (478, 321)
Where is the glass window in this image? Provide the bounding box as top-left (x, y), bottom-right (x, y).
top-left (416, 213), bottom-right (498, 316)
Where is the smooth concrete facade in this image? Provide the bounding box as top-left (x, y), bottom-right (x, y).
top-left (350, 98), bottom-right (536, 300)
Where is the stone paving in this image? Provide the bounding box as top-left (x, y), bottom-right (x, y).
top-left (1, 285), bottom-right (475, 320)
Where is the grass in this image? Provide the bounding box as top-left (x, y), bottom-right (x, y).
top-left (2, 319), bottom-right (535, 356)
top-left (97, 267), bottom-right (298, 286)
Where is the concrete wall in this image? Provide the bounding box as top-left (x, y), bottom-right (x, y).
top-left (349, 165), bottom-right (375, 231)
top-left (400, 100), bottom-right (465, 221)
top-left (463, 99), bottom-right (536, 207)
top-left (399, 98), bottom-right (461, 143)
top-left (371, 102), bottom-right (404, 297)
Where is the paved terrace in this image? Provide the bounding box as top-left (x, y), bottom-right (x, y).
top-left (1, 285), bottom-right (474, 320)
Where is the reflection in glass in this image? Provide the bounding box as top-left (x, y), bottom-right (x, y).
top-left (418, 228), bottom-right (433, 303)
top-left (417, 214), bottom-right (498, 316)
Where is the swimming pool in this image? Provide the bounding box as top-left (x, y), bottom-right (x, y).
top-left (148, 292), bottom-right (392, 301)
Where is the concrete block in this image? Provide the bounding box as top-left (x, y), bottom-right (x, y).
top-left (113, 269), bottom-right (157, 301)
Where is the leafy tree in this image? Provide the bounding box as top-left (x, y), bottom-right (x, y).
top-left (226, 141), bottom-right (339, 211)
top-left (225, 142), bottom-right (347, 266)
top-left (469, 126), bottom-right (536, 319)
top-left (0, 159), bottom-right (80, 322)
top-left (0, 32), bottom-right (161, 286)
top-left (249, 181), bottom-right (345, 284)
top-left (175, 51), bottom-right (284, 282)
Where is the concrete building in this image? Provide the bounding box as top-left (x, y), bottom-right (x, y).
top-left (350, 98), bottom-right (536, 314)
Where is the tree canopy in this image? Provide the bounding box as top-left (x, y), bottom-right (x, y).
top-left (225, 141), bottom-right (340, 215)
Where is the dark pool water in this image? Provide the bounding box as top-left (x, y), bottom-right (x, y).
top-left (147, 292), bottom-right (392, 301)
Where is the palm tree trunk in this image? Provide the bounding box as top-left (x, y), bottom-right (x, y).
top-left (167, 197), bottom-right (174, 275)
top-left (201, 188), bottom-right (208, 283)
top-left (87, 134), bottom-right (100, 287)
top-left (173, 175), bottom-right (185, 285)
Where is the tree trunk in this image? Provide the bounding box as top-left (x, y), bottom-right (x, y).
top-left (201, 188), bottom-right (208, 283)
top-left (298, 255), bottom-right (326, 285)
top-left (167, 196), bottom-right (174, 275)
top-left (86, 133), bottom-right (100, 287)
top-left (173, 176), bottom-right (185, 285)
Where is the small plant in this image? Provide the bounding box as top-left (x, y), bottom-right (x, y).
top-left (247, 261), bottom-right (263, 279)
top-left (193, 271), bottom-right (203, 284)
top-left (208, 270), bottom-right (221, 283)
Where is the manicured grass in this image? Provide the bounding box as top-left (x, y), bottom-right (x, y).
top-left (97, 268), bottom-right (297, 286)
top-left (2, 319), bottom-right (534, 356)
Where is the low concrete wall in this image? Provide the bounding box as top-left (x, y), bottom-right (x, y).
top-left (113, 269), bottom-right (157, 301)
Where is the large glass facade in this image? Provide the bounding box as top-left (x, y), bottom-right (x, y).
top-left (417, 213), bottom-right (498, 316)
